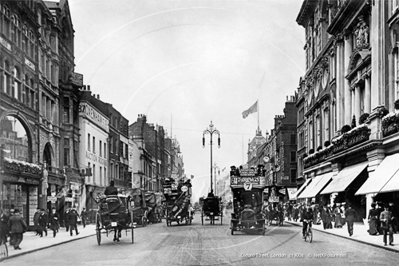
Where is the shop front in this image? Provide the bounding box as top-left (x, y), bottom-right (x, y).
top-left (0, 159), bottom-right (41, 228)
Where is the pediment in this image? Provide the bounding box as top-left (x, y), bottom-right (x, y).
top-left (348, 50), bottom-right (371, 75)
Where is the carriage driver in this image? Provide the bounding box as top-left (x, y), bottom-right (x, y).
top-left (301, 202), bottom-right (314, 239)
top-left (104, 180), bottom-right (118, 196)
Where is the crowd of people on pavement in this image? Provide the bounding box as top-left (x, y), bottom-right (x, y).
top-left (0, 206), bottom-right (90, 251)
top-left (280, 200), bottom-right (398, 247)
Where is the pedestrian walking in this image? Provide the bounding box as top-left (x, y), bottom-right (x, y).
top-left (0, 209), bottom-right (9, 245)
top-left (388, 202), bottom-right (398, 233)
top-left (33, 207), bottom-right (41, 236)
top-left (49, 208), bottom-right (59, 237)
top-left (376, 202), bottom-right (384, 234)
top-left (7, 209), bottom-right (27, 250)
top-left (38, 209), bottom-right (48, 237)
top-left (68, 209), bottom-right (79, 236)
top-left (334, 203), bottom-right (343, 228)
top-left (367, 203), bottom-right (379, 235)
top-left (64, 208), bottom-right (70, 232)
top-left (344, 204), bottom-right (357, 236)
top-left (321, 204), bottom-right (332, 230)
top-left (80, 208), bottom-right (87, 228)
top-left (380, 204), bottom-right (394, 246)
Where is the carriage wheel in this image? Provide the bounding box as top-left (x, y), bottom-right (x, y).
top-left (95, 213), bottom-right (102, 245)
top-left (96, 229), bottom-right (101, 245)
top-left (166, 218), bottom-right (170, 226)
top-left (201, 211), bottom-right (204, 225)
top-left (230, 221), bottom-right (234, 235)
top-left (220, 214), bottom-right (223, 225)
top-left (142, 217), bottom-right (147, 227)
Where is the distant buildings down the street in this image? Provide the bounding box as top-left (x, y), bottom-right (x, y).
top-left (0, 0), bottom-right (185, 229)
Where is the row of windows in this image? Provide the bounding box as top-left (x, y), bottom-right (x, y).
top-left (87, 133), bottom-right (107, 158)
top-left (0, 8), bottom-right (36, 59)
top-left (1, 60), bottom-right (36, 109)
top-left (87, 162), bottom-right (106, 186)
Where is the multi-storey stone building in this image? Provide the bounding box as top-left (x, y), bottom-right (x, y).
top-left (295, 0), bottom-right (399, 219)
top-left (0, 0), bottom-right (80, 226)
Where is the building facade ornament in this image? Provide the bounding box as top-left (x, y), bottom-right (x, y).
top-left (354, 16), bottom-right (369, 50)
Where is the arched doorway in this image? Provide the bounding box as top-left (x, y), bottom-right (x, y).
top-left (0, 115), bottom-right (38, 228)
top-left (43, 143), bottom-right (53, 171)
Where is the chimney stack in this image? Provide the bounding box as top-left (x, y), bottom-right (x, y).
top-left (87, 85), bottom-right (91, 91)
top-left (97, 94), bottom-right (100, 100)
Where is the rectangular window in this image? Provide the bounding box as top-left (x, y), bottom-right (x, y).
top-left (290, 151), bottom-right (296, 163)
top-left (100, 166), bottom-right (103, 186)
top-left (104, 143), bottom-right (107, 159)
top-left (88, 133), bottom-right (90, 151)
top-left (104, 167), bottom-right (107, 181)
top-left (93, 136), bottom-right (95, 154)
top-left (110, 137), bottom-right (113, 153)
top-left (99, 140), bottom-right (102, 157)
top-left (63, 97), bottom-right (69, 123)
top-left (64, 148), bottom-right (69, 166)
top-left (324, 108), bottom-right (330, 143)
top-left (93, 164), bottom-right (96, 183)
top-left (290, 169), bottom-right (297, 183)
top-left (88, 162), bottom-right (91, 183)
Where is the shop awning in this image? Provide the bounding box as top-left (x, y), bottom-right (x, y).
top-left (321, 162), bottom-right (368, 195)
top-left (355, 153), bottom-right (399, 195)
top-left (293, 178), bottom-right (312, 199)
top-left (379, 168), bottom-right (399, 193)
top-left (299, 173), bottom-right (333, 199)
top-left (297, 177), bottom-right (320, 199)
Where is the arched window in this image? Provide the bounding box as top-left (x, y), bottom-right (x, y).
top-left (4, 60), bottom-right (11, 95)
top-left (13, 66), bottom-right (21, 100)
top-left (3, 6), bottom-right (10, 38)
top-left (23, 74), bottom-right (29, 104)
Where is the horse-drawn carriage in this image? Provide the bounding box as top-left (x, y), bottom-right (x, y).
top-left (230, 165), bottom-right (267, 235)
top-left (94, 194), bottom-right (134, 245)
top-left (264, 204), bottom-right (284, 226)
top-left (145, 192), bottom-right (163, 224)
top-left (163, 178), bottom-right (193, 226)
top-left (200, 194), bottom-right (223, 225)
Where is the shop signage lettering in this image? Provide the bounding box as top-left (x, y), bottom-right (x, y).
top-left (239, 169), bottom-right (257, 176)
top-left (231, 176), bottom-right (260, 185)
top-left (25, 58), bottom-right (35, 71)
top-left (0, 36), bottom-right (11, 50)
top-left (79, 103), bottom-right (109, 132)
top-left (86, 150), bottom-right (107, 166)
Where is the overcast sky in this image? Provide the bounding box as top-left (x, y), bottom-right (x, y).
top-left (67, 0), bottom-right (306, 200)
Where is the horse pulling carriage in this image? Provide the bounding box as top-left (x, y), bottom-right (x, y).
top-left (200, 194), bottom-right (223, 225)
top-left (94, 194), bottom-right (135, 245)
top-left (163, 178), bottom-right (193, 226)
top-left (230, 165), bottom-right (267, 235)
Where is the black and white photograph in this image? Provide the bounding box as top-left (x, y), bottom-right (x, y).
top-left (1, 0), bottom-right (399, 265)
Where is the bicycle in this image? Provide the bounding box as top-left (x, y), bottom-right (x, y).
top-left (303, 219), bottom-right (313, 243)
top-left (0, 241), bottom-right (8, 261)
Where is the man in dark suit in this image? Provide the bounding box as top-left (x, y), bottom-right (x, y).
top-left (68, 209), bottom-right (79, 236)
top-left (380, 204), bottom-right (394, 246)
top-left (344, 204), bottom-right (357, 236)
top-left (7, 209), bottom-right (27, 250)
top-left (104, 180), bottom-right (118, 196)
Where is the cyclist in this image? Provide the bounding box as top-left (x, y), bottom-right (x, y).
top-left (301, 202), bottom-right (314, 239)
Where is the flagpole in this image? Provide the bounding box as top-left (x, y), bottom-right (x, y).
top-left (258, 72), bottom-right (264, 132)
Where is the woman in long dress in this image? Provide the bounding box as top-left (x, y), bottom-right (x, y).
top-left (334, 203), bottom-right (343, 228)
top-left (368, 203), bottom-right (379, 235)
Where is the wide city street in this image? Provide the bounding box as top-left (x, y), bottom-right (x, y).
top-left (2, 210), bottom-right (398, 266)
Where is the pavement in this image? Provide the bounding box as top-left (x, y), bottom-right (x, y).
top-left (2, 223), bottom-right (97, 261)
top-left (285, 219), bottom-right (399, 253)
top-left (2, 218), bottom-right (399, 262)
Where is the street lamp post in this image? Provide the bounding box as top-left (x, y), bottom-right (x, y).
top-left (203, 121), bottom-right (220, 195)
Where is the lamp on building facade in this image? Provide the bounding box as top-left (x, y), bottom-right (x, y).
top-left (203, 121), bottom-right (220, 195)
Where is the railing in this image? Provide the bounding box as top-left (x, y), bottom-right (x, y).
top-left (304, 125), bottom-right (370, 168)
top-left (382, 112), bottom-right (399, 137)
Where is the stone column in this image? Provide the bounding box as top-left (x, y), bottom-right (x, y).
top-left (371, 0), bottom-right (386, 109)
top-left (365, 75), bottom-right (371, 113)
top-left (336, 40), bottom-right (344, 130)
top-left (344, 34), bottom-right (353, 125)
top-left (351, 89), bottom-right (355, 124)
top-left (355, 84), bottom-right (361, 124)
